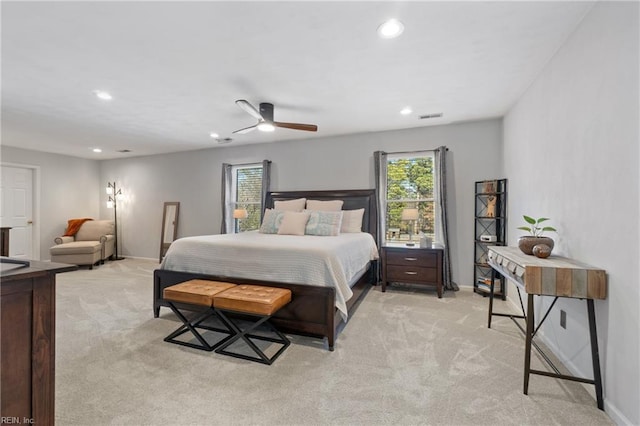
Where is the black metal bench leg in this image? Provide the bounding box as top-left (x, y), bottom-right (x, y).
top-left (164, 302), bottom-right (235, 352)
top-left (215, 310), bottom-right (290, 365)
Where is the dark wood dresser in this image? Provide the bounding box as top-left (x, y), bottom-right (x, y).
top-left (1, 259), bottom-right (76, 425)
top-left (381, 244), bottom-right (444, 298)
top-left (0, 227), bottom-right (11, 256)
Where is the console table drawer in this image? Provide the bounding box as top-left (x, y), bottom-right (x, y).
top-left (385, 265), bottom-right (438, 283)
top-left (385, 250), bottom-right (437, 267)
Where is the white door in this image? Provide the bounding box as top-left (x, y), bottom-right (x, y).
top-left (0, 166), bottom-right (33, 259)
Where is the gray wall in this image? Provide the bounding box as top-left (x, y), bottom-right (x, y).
top-left (100, 119), bottom-right (503, 287)
top-left (503, 2), bottom-right (639, 424)
top-left (0, 145), bottom-right (101, 260)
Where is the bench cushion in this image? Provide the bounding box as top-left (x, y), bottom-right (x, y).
top-left (163, 280), bottom-right (237, 307)
top-left (213, 285), bottom-right (291, 316)
top-left (50, 241), bottom-right (102, 255)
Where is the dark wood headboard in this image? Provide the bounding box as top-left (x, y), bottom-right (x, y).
top-left (265, 189), bottom-right (378, 245)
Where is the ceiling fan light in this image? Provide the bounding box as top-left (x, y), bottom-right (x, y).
top-left (257, 122), bottom-right (275, 132)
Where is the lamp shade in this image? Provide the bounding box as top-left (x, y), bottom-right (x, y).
top-left (401, 208), bottom-right (419, 221)
top-left (233, 208), bottom-right (248, 219)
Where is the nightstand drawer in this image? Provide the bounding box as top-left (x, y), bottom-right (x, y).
top-left (385, 250), bottom-right (438, 267)
top-left (386, 265), bottom-right (438, 283)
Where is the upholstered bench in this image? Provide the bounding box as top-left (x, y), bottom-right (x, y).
top-left (213, 285), bottom-right (292, 365)
top-left (163, 280), bottom-right (237, 351)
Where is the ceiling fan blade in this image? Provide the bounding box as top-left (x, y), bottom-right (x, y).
top-left (274, 121), bottom-right (318, 132)
top-left (235, 99), bottom-right (263, 120)
top-left (232, 124), bottom-right (258, 134)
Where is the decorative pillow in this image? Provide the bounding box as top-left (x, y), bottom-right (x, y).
top-left (273, 198), bottom-right (306, 212)
top-left (305, 211), bottom-right (344, 236)
top-left (259, 209), bottom-right (285, 234)
top-left (277, 211), bottom-right (311, 236)
top-left (306, 199), bottom-right (344, 211)
top-left (340, 208), bottom-right (365, 233)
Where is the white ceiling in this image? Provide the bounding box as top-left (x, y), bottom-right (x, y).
top-left (1, 1), bottom-right (594, 160)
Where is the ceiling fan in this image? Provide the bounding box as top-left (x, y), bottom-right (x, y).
top-left (233, 100), bottom-right (318, 134)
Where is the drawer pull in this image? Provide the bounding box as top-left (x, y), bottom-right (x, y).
top-left (404, 257), bottom-right (418, 261)
top-left (404, 271), bottom-right (418, 275)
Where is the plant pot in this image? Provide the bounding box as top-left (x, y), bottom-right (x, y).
top-left (518, 236), bottom-right (554, 255)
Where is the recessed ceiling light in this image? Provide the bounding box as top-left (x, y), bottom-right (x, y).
top-left (378, 19), bottom-right (404, 39)
top-left (257, 122), bottom-right (275, 132)
top-left (92, 148), bottom-right (102, 153)
top-left (93, 90), bottom-right (112, 101)
top-left (209, 132), bottom-right (219, 138)
top-left (400, 107), bottom-right (413, 115)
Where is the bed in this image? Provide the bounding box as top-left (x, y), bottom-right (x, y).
top-left (153, 189), bottom-right (379, 350)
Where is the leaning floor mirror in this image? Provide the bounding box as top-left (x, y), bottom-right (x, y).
top-left (159, 202), bottom-right (180, 263)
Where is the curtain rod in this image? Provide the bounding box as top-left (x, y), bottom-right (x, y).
top-left (383, 147), bottom-right (448, 156)
top-left (228, 160), bottom-right (271, 167)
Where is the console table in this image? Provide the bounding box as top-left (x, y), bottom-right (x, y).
top-left (1, 258), bottom-right (77, 425)
top-left (486, 246), bottom-right (607, 410)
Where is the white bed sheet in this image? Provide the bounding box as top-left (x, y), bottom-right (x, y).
top-left (160, 231), bottom-right (379, 320)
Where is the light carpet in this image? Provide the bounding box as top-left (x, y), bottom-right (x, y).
top-left (54, 258), bottom-right (612, 425)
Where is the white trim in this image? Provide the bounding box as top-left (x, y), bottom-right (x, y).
top-left (0, 162), bottom-right (41, 260)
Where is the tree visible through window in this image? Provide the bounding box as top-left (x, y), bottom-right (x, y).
top-left (386, 153), bottom-right (437, 243)
top-left (232, 164), bottom-right (262, 232)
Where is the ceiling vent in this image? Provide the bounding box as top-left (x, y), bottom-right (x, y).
top-left (117, 149), bottom-right (132, 153)
top-left (217, 138), bottom-right (233, 144)
top-left (419, 113), bottom-right (443, 120)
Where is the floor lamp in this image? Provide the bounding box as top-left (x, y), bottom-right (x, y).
top-left (106, 182), bottom-right (124, 260)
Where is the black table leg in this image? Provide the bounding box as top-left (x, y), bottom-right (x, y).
top-left (587, 299), bottom-right (604, 410)
top-left (523, 294), bottom-right (535, 395)
top-left (488, 268), bottom-right (496, 328)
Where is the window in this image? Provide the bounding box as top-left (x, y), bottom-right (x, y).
top-left (231, 163), bottom-right (263, 232)
top-left (385, 152), bottom-right (438, 243)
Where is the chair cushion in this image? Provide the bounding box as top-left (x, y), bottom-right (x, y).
top-left (50, 241), bottom-right (102, 255)
top-left (213, 285), bottom-right (291, 316)
top-left (76, 220), bottom-right (114, 241)
top-left (163, 280), bottom-right (237, 307)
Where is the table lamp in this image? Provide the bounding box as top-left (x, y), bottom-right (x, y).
top-left (233, 208), bottom-right (248, 233)
top-left (401, 208), bottom-right (419, 245)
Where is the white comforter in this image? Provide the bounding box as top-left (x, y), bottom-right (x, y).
top-left (160, 231), bottom-right (379, 320)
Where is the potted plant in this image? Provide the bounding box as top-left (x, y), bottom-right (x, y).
top-left (517, 215), bottom-right (557, 256)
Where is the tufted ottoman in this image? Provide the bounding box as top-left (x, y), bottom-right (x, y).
top-left (163, 280), bottom-right (237, 351)
top-left (213, 285), bottom-right (292, 365)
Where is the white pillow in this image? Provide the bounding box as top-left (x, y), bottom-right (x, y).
top-left (340, 208), bottom-right (365, 233)
top-left (277, 211), bottom-right (311, 235)
top-left (306, 199), bottom-right (343, 211)
top-left (274, 198), bottom-right (306, 212)
top-left (305, 211), bottom-right (343, 236)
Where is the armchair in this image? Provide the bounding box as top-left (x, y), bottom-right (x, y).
top-left (50, 220), bottom-right (115, 268)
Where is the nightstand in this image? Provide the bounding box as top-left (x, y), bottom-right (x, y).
top-left (381, 243), bottom-right (444, 298)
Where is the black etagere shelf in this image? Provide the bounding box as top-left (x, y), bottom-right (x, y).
top-left (473, 179), bottom-right (507, 299)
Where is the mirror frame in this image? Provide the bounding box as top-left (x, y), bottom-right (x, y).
top-left (159, 202), bottom-right (180, 263)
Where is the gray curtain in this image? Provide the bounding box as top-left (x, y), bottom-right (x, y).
top-left (260, 160), bottom-right (272, 221)
top-left (220, 163), bottom-right (233, 234)
top-left (373, 151), bottom-right (388, 283)
top-left (373, 151), bottom-right (388, 248)
top-left (435, 146), bottom-right (458, 291)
